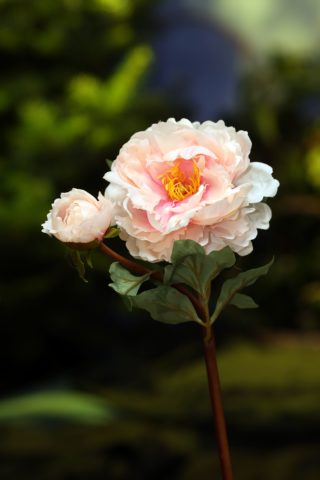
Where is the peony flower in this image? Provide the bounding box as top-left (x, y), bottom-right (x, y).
top-left (104, 118), bottom-right (279, 262)
top-left (42, 188), bottom-right (113, 245)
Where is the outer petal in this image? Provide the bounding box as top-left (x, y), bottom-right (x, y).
top-left (206, 203), bottom-right (272, 256)
top-left (236, 162), bottom-right (280, 203)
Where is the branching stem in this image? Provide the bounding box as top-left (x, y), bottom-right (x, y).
top-left (99, 241), bottom-right (206, 320)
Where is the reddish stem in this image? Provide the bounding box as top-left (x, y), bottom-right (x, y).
top-left (202, 326), bottom-right (234, 480)
top-left (99, 241), bottom-right (159, 278)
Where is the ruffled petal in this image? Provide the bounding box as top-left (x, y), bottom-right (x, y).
top-left (236, 162), bottom-right (280, 203)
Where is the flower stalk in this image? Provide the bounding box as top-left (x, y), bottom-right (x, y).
top-left (202, 326), bottom-right (234, 480)
top-left (99, 241), bottom-right (234, 480)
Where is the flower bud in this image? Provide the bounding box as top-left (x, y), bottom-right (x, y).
top-left (42, 188), bottom-right (113, 247)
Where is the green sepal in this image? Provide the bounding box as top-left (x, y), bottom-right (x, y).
top-left (121, 295), bottom-right (133, 312)
top-left (104, 227), bottom-right (120, 239)
top-left (210, 258), bottom-right (274, 324)
top-left (69, 249), bottom-right (88, 283)
top-left (109, 262), bottom-right (150, 296)
top-left (164, 240), bottom-right (236, 299)
top-left (127, 285), bottom-right (204, 325)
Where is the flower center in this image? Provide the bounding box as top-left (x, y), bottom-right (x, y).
top-left (158, 159), bottom-right (200, 201)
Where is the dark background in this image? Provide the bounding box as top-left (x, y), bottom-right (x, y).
top-left (1, 0), bottom-right (319, 479)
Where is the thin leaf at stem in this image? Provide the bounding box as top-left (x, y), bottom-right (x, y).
top-left (210, 258), bottom-right (274, 323)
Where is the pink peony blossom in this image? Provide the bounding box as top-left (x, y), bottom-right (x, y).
top-left (104, 119), bottom-right (279, 262)
top-left (42, 188), bottom-right (113, 245)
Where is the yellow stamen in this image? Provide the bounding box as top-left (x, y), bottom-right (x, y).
top-left (158, 160), bottom-right (200, 201)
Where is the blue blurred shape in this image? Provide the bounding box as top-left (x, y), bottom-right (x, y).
top-left (150, 0), bottom-right (240, 120)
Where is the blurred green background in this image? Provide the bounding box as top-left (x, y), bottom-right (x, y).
top-left (1, 0), bottom-right (319, 479)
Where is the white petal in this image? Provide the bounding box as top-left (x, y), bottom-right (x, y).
top-left (236, 162), bottom-right (279, 203)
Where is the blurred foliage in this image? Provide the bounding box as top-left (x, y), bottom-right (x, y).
top-left (0, 340), bottom-right (319, 478)
top-left (0, 390), bottom-right (113, 424)
top-left (0, 0), bottom-right (319, 478)
top-left (235, 53), bottom-right (320, 332)
top-left (213, 0), bottom-right (320, 56)
top-left (91, 339), bottom-right (320, 435)
top-left (0, 0), bottom-right (159, 234)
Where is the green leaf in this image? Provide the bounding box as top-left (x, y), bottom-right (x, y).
top-left (165, 241), bottom-right (236, 299)
top-left (207, 247), bottom-right (236, 272)
top-left (230, 293), bottom-right (259, 309)
top-left (69, 249), bottom-right (88, 283)
top-left (210, 258), bottom-right (274, 323)
top-left (171, 239), bottom-right (205, 262)
top-left (104, 226), bottom-right (120, 239)
top-left (109, 262), bottom-right (150, 296)
top-left (129, 285), bottom-right (203, 325)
